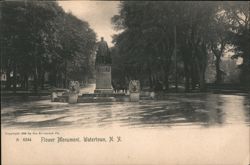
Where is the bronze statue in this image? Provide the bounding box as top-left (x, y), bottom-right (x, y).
top-left (96, 37), bottom-right (112, 65)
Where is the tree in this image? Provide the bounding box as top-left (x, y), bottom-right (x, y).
top-left (112, 2), bottom-right (221, 92)
top-left (1, 1), bottom-right (96, 91)
top-left (209, 7), bottom-right (231, 84)
top-left (52, 12), bottom-right (96, 88)
top-left (1, 1), bottom-right (62, 91)
top-left (223, 1), bottom-right (250, 88)
top-left (112, 2), bottom-right (180, 90)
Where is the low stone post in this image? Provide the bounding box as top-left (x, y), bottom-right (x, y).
top-left (129, 80), bottom-right (140, 102)
top-left (68, 81), bottom-right (80, 104)
top-left (150, 91), bottom-right (155, 99)
top-left (51, 92), bottom-right (57, 102)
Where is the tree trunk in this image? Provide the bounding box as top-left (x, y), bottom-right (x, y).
top-left (40, 71), bottom-right (45, 90)
top-left (215, 55), bottom-right (221, 84)
top-left (199, 65), bottom-right (206, 92)
top-left (162, 63), bottom-right (170, 91)
top-left (33, 66), bottom-right (38, 93)
top-left (211, 44), bottom-right (224, 84)
top-left (185, 75), bottom-right (190, 92)
top-left (148, 65), bottom-right (153, 90)
top-left (64, 61), bottom-right (67, 88)
top-left (13, 64), bottom-right (17, 93)
top-left (199, 43), bottom-right (208, 92)
top-left (25, 74), bottom-right (29, 90)
top-left (149, 76), bottom-right (153, 90)
top-left (6, 68), bottom-right (11, 90)
top-left (21, 74), bottom-right (25, 90)
top-left (199, 72), bottom-right (206, 92)
top-left (33, 47), bottom-right (39, 93)
top-left (164, 72), bottom-right (169, 91)
top-left (191, 65), bottom-right (197, 90)
top-left (184, 65), bottom-right (190, 92)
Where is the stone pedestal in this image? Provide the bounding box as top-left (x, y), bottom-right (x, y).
top-left (94, 89), bottom-right (113, 94)
top-left (51, 92), bottom-right (57, 102)
top-left (150, 92), bottom-right (155, 99)
top-left (130, 93), bottom-right (140, 102)
top-left (94, 65), bottom-right (113, 94)
top-left (129, 80), bottom-right (140, 102)
top-left (68, 81), bottom-right (80, 104)
top-left (68, 93), bottom-right (78, 104)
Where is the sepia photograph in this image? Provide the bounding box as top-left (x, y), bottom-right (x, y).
top-left (1, 1), bottom-right (250, 165)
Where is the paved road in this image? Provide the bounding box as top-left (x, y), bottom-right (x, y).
top-left (1, 93), bottom-right (249, 129)
top-left (1, 93), bottom-right (249, 165)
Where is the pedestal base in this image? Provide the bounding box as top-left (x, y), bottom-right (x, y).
top-left (96, 65), bottom-right (112, 89)
top-left (130, 93), bottom-right (140, 102)
top-left (51, 92), bottom-right (57, 102)
top-left (68, 93), bottom-right (78, 104)
top-left (94, 89), bottom-right (113, 94)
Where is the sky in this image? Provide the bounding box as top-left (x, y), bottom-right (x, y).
top-left (58, 1), bottom-right (120, 46)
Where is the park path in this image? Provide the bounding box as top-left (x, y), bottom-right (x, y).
top-left (1, 93), bottom-right (250, 165)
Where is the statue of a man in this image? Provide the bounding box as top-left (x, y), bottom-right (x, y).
top-left (96, 37), bottom-right (111, 65)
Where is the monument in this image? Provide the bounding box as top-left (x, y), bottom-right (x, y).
top-left (52, 37), bottom-right (141, 103)
top-left (94, 37), bottom-right (113, 94)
